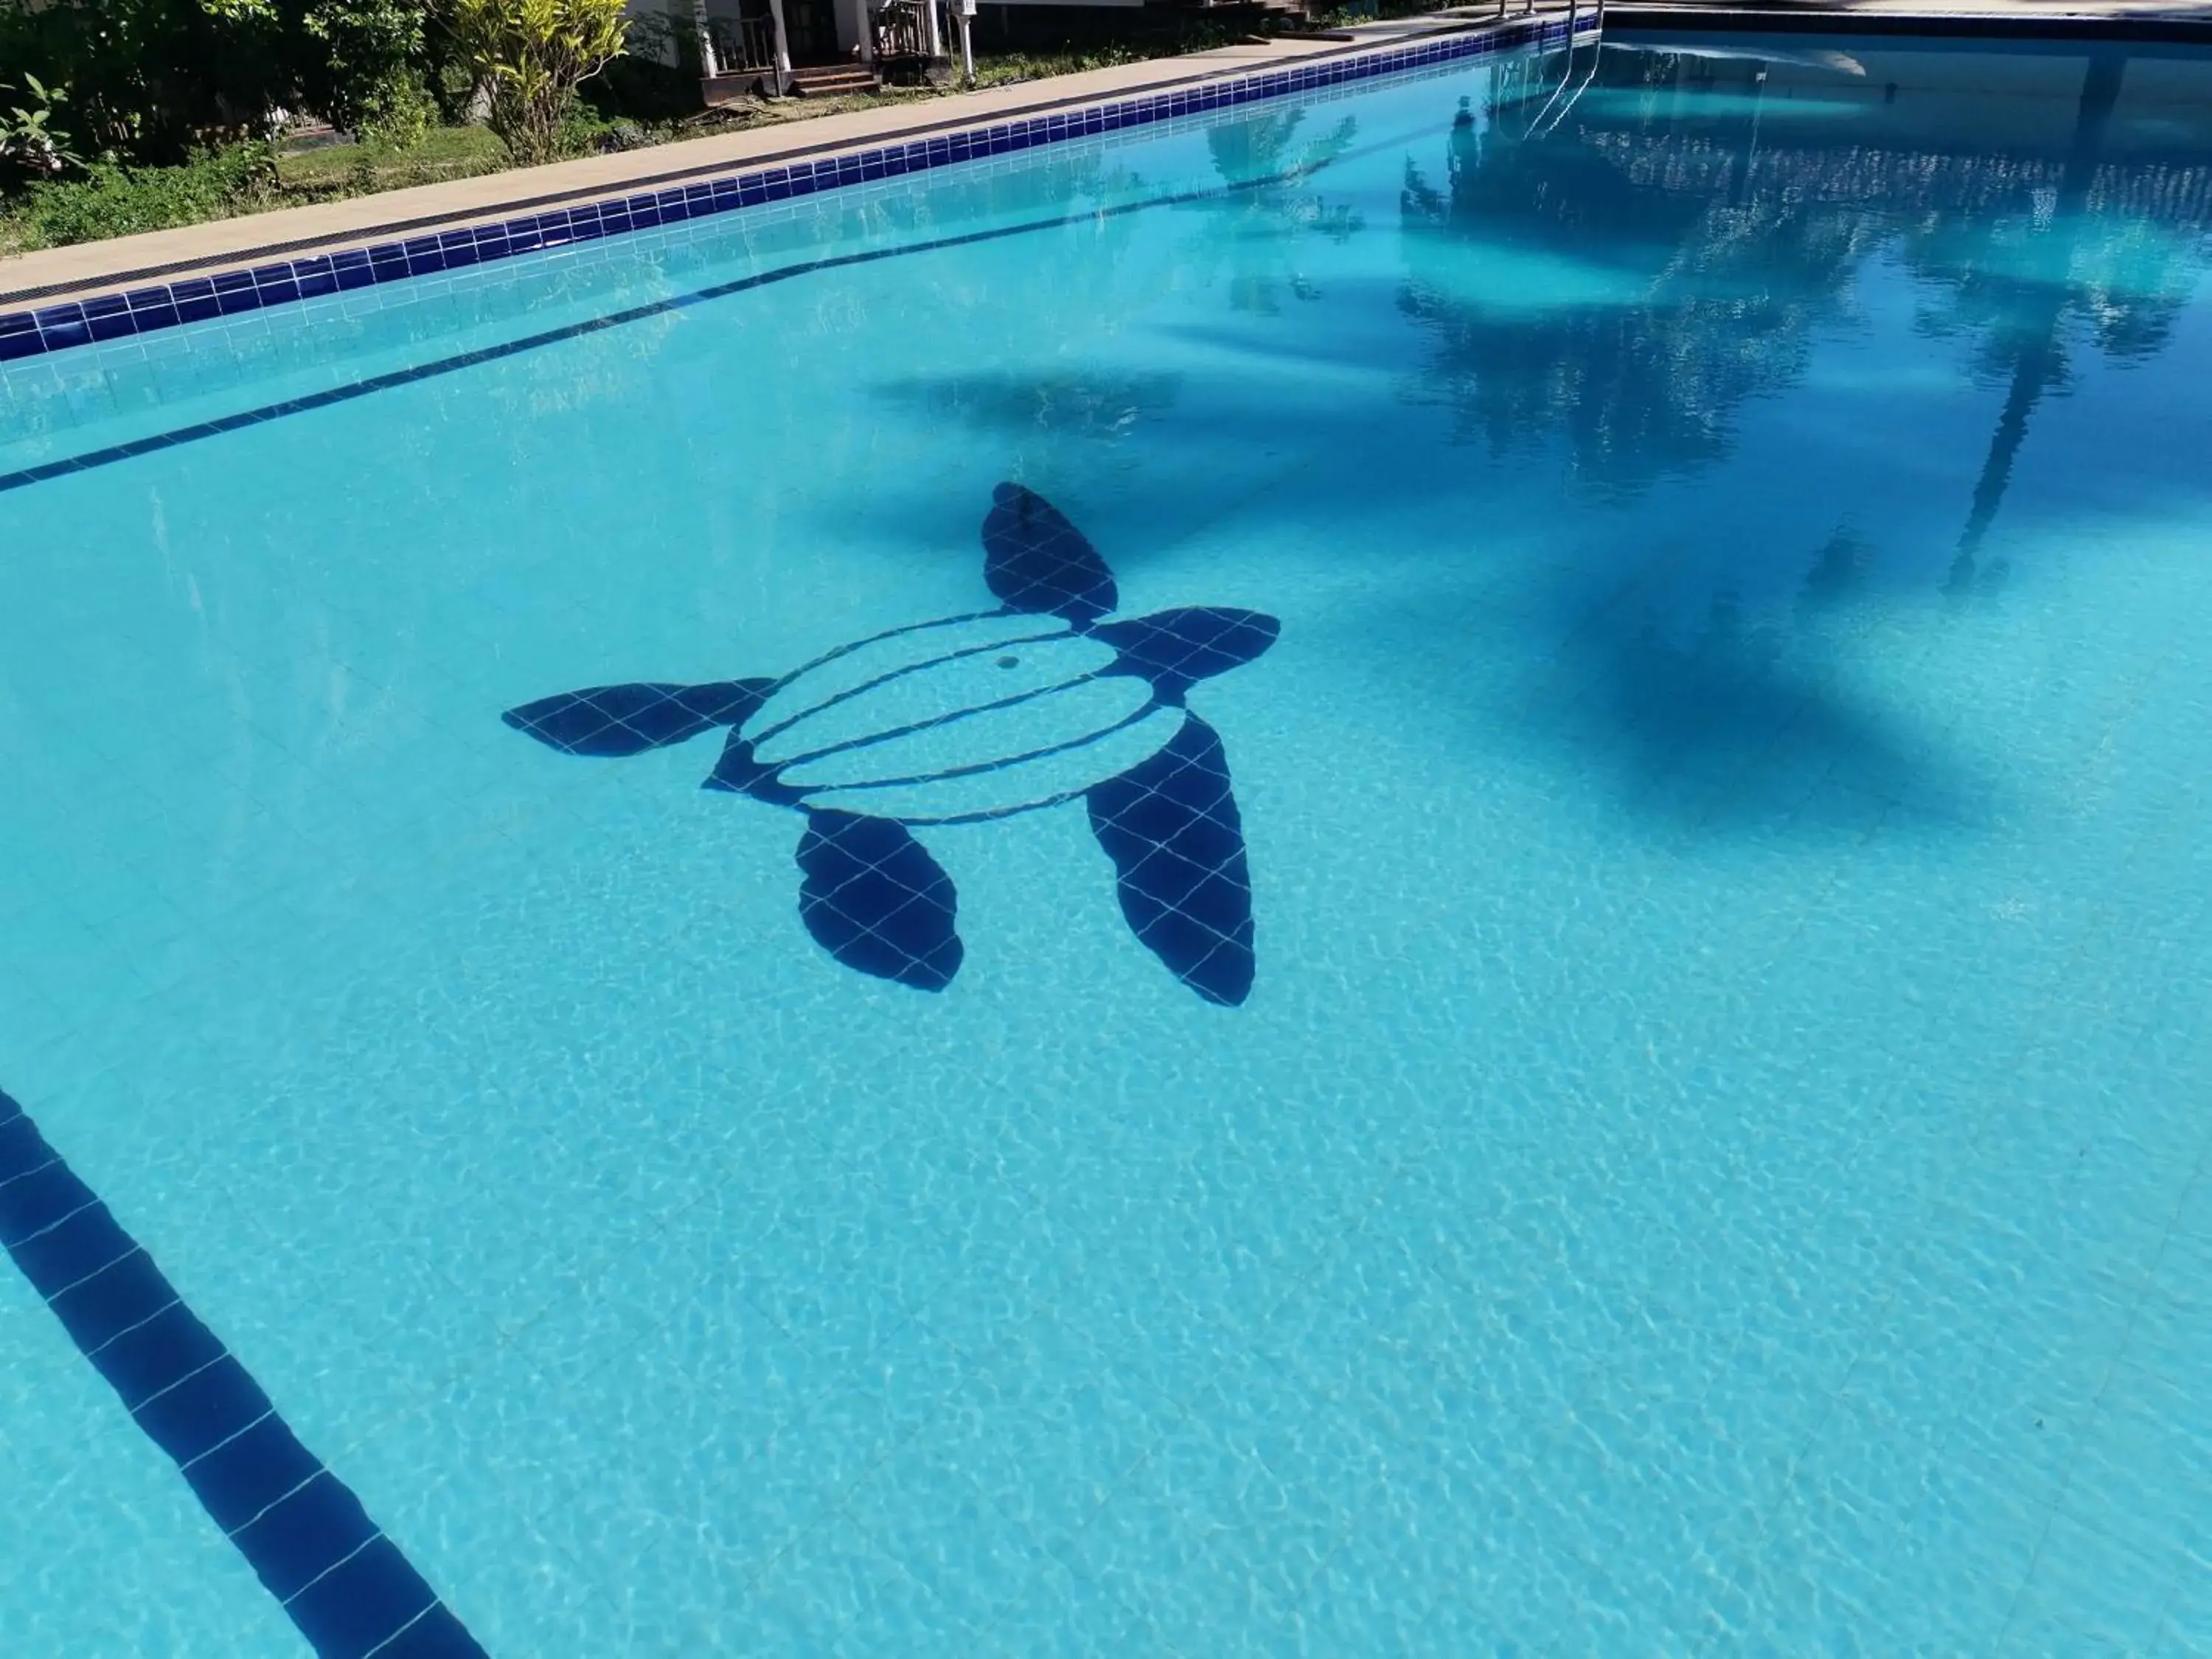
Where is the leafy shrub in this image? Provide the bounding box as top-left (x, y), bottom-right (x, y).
top-left (4, 143), bottom-right (279, 250)
top-left (300, 0), bottom-right (432, 137)
top-left (448, 0), bottom-right (630, 166)
top-left (0, 0), bottom-right (452, 164)
top-left (1, 75), bottom-right (83, 187)
top-left (0, 0), bottom-right (296, 163)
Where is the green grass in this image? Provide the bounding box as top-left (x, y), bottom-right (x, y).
top-left (0, 147), bottom-right (285, 255)
top-left (1, 124), bottom-right (563, 255)
top-left (274, 123), bottom-right (509, 192)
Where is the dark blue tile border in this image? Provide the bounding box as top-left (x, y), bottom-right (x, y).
top-left (0, 1086), bottom-right (486, 1659)
top-left (0, 15), bottom-right (1589, 366)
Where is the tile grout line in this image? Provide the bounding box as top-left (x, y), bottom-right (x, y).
top-left (1775, 588), bottom-right (2209, 1659)
top-left (1378, 550), bottom-right (2001, 1652)
top-left (2125, 1128), bottom-right (2212, 1640)
top-left (0, 1082), bottom-right (490, 1658)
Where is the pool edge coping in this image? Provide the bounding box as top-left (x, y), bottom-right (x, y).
top-left (0, 12), bottom-right (1594, 364)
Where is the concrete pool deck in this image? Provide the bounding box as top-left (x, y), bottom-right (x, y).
top-left (0, 4), bottom-right (1573, 311)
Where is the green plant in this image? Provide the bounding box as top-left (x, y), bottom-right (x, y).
top-left (0, 0), bottom-right (457, 167)
top-left (4, 142), bottom-right (279, 249)
top-left (1, 74), bottom-right (84, 184)
top-left (301, 0), bottom-right (432, 136)
top-left (0, 0), bottom-right (267, 163)
top-left (446, 0), bottom-right (629, 166)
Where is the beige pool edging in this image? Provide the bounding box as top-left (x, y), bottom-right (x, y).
top-left (0, 9), bottom-right (1569, 311)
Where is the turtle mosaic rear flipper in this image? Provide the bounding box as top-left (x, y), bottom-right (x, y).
top-left (796, 810), bottom-right (964, 992)
top-left (1087, 713), bottom-right (1256, 1006)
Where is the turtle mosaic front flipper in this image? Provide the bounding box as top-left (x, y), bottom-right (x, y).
top-left (1087, 713), bottom-right (1256, 1007)
top-left (1091, 606), bottom-right (1281, 706)
top-left (502, 679), bottom-right (773, 755)
top-left (981, 481), bottom-right (1119, 623)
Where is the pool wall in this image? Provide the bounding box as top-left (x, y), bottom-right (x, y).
top-left (0, 12), bottom-right (1593, 367)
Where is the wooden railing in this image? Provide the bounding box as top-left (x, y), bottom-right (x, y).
top-left (708, 14), bottom-right (782, 75)
top-left (872, 0), bottom-right (934, 61)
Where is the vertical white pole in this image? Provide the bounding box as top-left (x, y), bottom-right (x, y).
top-left (856, 0), bottom-right (876, 62)
top-left (924, 0), bottom-right (943, 61)
top-left (692, 0), bottom-right (721, 77)
top-left (765, 0), bottom-right (794, 88)
top-left (958, 1), bottom-right (975, 86)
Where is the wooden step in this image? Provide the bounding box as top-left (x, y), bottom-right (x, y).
top-left (702, 69), bottom-right (775, 106)
top-left (789, 65), bottom-right (882, 97)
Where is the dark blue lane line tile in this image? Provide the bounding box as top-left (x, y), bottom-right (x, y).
top-left (187, 1416), bottom-right (330, 1535)
top-left (1, 1108), bottom-right (49, 1166)
top-left (372, 1604), bottom-right (486, 1658)
top-left (50, 1248), bottom-right (173, 1350)
top-left (234, 1471), bottom-right (385, 1599)
top-left (0, 1085), bottom-right (487, 1659)
top-left (0, 1158), bottom-right (99, 1256)
top-left (289, 1537), bottom-right (439, 1655)
top-left (100, 1300), bottom-right (232, 1410)
top-left (12, 1203), bottom-right (138, 1290)
top-left (132, 1352), bottom-right (274, 1466)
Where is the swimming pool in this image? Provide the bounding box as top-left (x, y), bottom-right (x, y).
top-left (3, 24), bottom-right (2210, 1655)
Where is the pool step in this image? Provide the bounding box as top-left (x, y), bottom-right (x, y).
top-left (790, 64), bottom-right (883, 97)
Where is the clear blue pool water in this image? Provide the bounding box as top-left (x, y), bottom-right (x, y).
top-left (4, 30), bottom-right (2211, 1655)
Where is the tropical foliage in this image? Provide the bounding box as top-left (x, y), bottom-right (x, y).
top-left (446, 0), bottom-right (629, 164)
top-left (7, 143), bottom-right (279, 248)
top-left (1, 0), bottom-right (302, 164)
top-left (1, 74), bottom-right (81, 181)
top-left (299, 0), bottom-right (436, 141)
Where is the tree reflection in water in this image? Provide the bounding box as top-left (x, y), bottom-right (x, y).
top-left (1192, 108), bottom-right (1366, 315)
top-left (1384, 42), bottom-right (2212, 824)
top-left (1395, 41), bottom-right (2212, 580)
top-left (1398, 75), bottom-right (1885, 496)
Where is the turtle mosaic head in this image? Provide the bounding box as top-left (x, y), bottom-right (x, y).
top-left (501, 483), bottom-right (1279, 1004)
